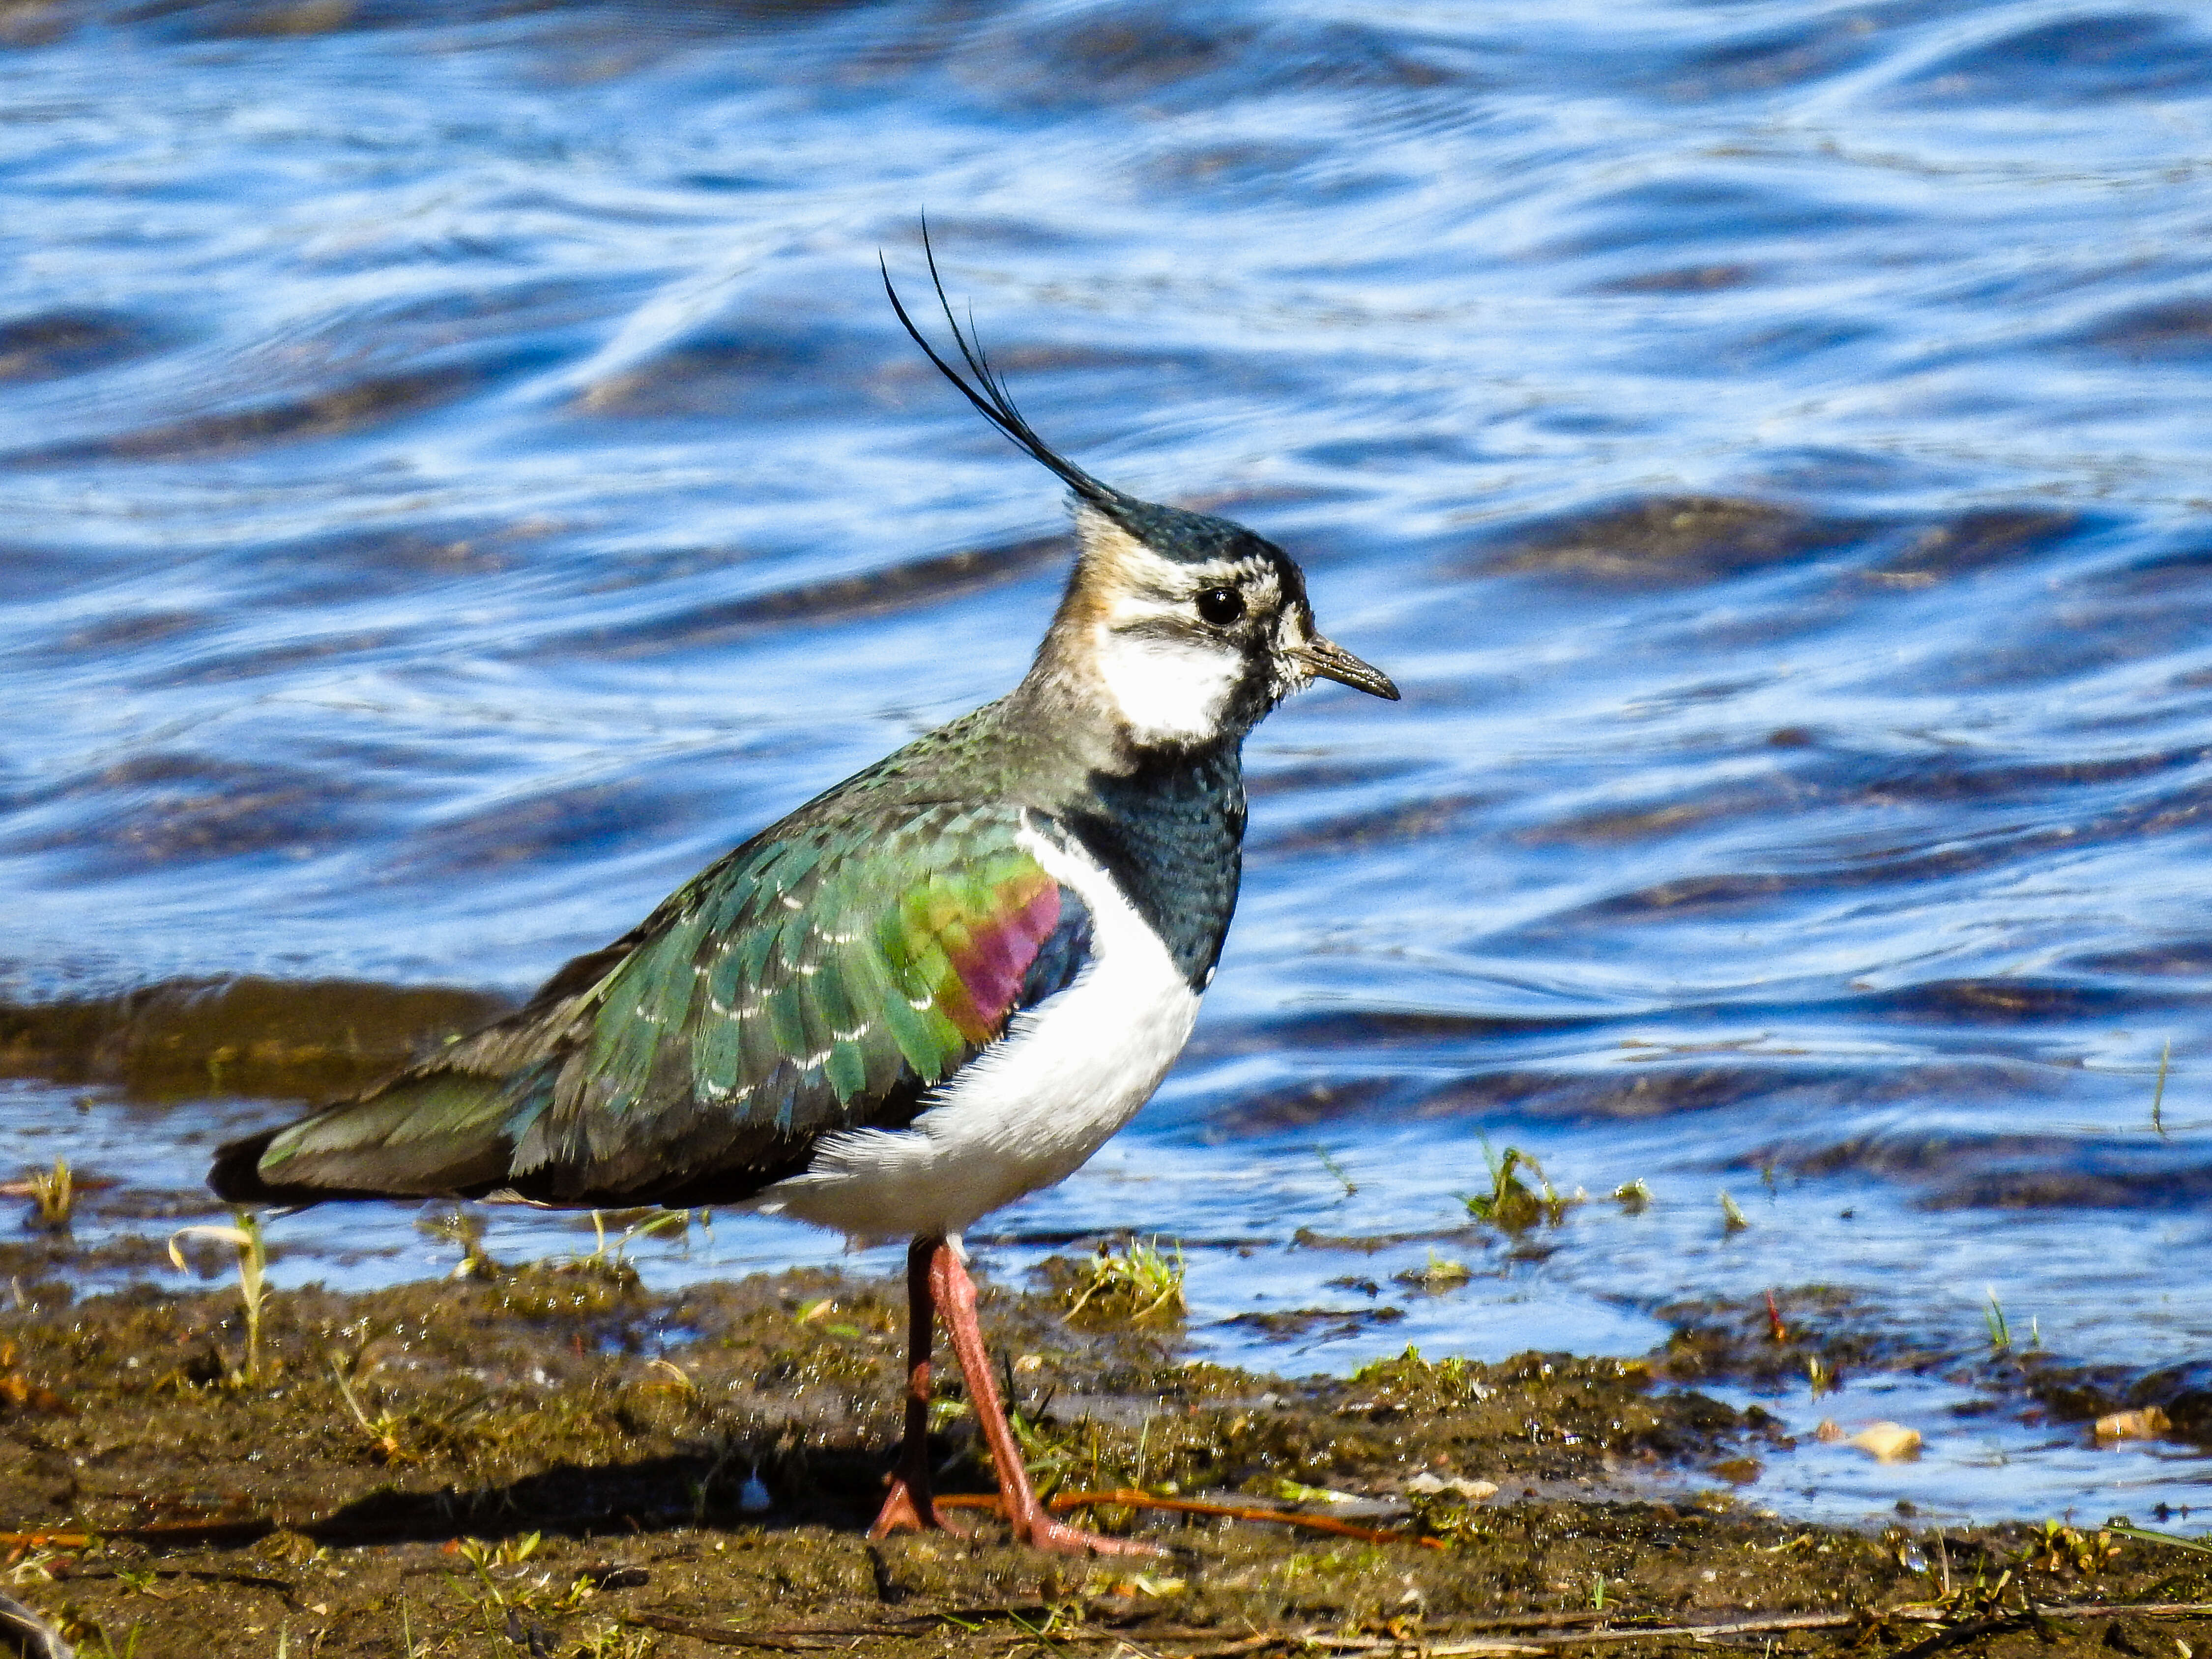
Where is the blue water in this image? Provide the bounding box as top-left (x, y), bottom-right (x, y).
top-left (3, 0), bottom-right (2211, 1527)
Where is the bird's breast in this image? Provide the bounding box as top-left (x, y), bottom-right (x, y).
top-left (750, 820), bottom-right (1198, 1241)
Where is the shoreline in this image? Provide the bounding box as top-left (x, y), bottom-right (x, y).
top-left (2, 1257), bottom-right (2209, 1659)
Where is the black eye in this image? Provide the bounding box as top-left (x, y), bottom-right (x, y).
top-left (1195, 586), bottom-right (1245, 626)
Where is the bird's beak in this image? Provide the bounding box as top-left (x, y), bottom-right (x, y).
top-left (1296, 635), bottom-right (1400, 701)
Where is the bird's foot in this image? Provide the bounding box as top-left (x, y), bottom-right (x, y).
top-left (1012, 1511), bottom-right (1166, 1557)
top-left (868, 1476), bottom-right (966, 1540)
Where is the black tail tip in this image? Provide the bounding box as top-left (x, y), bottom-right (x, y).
top-left (208, 1129), bottom-right (282, 1204)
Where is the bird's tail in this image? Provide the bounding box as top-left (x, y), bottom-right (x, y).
top-left (209, 1065), bottom-right (548, 1206)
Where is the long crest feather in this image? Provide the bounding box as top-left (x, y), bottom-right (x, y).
top-left (881, 221), bottom-right (1117, 506)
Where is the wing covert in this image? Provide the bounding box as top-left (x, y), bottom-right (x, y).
top-left (509, 802), bottom-right (1093, 1199)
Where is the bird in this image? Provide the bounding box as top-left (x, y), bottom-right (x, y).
top-left (209, 235), bottom-right (1400, 1555)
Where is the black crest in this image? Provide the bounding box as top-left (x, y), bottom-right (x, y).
top-left (883, 224), bottom-right (1301, 573)
top-left (882, 221), bottom-right (1123, 510)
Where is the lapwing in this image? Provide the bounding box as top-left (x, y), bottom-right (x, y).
top-left (212, 237), bottom-right (1399, 1554)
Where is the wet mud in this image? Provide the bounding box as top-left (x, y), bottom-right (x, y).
top-left (1656, 1288), bottom-right (2212, 1456)
top-left (3, 1256), bottom-right (2210, 1659)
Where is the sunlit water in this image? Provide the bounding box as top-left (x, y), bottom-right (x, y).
top-left (3, 0), bottom-right (2212, 1529)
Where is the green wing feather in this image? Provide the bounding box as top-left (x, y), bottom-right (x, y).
top-left (228, 801), bottom-right (1089, 1206)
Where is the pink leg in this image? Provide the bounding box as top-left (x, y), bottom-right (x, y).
top-left (929, 1241), bottom-right (1163, 1557)
top-left (869, 1237), bottom-right (963, 1539)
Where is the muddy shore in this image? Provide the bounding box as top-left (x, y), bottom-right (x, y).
top-left (2, 1237), bottom-right (2210, 1659)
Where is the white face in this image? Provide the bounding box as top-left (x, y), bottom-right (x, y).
top-left (1093, 626), bottom-right (1245, 744)
top-left (1072, 505), bottom-right (1306, 746)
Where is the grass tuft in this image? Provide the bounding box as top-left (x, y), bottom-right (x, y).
top-left (1063, 1234), bottom-right (1186, 1325)
top-left (20, 1158), bottom-right (75, 1232)
top-left (1984, 1286), bottom-right (2011, 1353)
top-left (1460, 1143), bottom-right (1579, 1234)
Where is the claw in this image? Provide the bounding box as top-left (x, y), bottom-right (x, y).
top-left (868, 1474), bottom-right (966, 1540)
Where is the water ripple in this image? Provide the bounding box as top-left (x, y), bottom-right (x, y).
top-left (0, 0), bottom-right (2208, 1522)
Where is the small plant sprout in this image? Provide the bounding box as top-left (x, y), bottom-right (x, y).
top-left (1984, 1287), bottom-right (2011, 1354)
top-left (448, 1531), bottom-right (550, 1630)
top-left (2019, 1520), bottom-right (2120, 1575)
top-left (573, 1626), bottom-right (657, 1659)
top-left (168, 1207), bottom-right (271, 1384)
top-left (23, 1158), bottom-right (74, 1231)
top-left (1313, 1142), bottom-right (1358, 1198)
top-left (1612, 1178), bottom-right (1652, 1214)
top-left (418, 1207), bottom-right (501, 1280)
top-left (329, 1356), bottom-right (412, 1463)
top-left (1461, 1143), bottom-right (1579, 1234)
top-left (1718, 1190), bottom-right (1748, 1234)
top-left (1064, 1234), bottom-right (1186, 1324)
top-left (2152, 1038), bottom-right (2171, 1139)
top-left (575, 1208), bottom-right (691, 1275)
top-left (1805, 1355), bottom-right (1833, 1398)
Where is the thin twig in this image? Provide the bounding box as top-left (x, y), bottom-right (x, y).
top-left (625, 1611), bottom-right (839, 1650)
top-left (68, 1566), bottom-right (295, 1595)
top-left (1887, 1612), bottom-right (2017, 1659)
top-left (2026, 1603), bottom-right (2212, 1620)
top-left (1309, 1640), bottom-right (1544, 1656)
top-left (936, 1488), bottom-right (1450, 1551)
top-left (1315, 1644), bottom-right (1546, 1657)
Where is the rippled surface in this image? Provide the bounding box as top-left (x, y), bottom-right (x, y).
top-left (3, 0), bottom-right (2212, 1525)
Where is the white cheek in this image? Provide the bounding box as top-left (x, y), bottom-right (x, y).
top-left (1093, 627), bottom-right (1239, 742)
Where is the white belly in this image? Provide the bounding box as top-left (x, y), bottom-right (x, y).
top-left (753, 821), bottom-right (1199, 1244)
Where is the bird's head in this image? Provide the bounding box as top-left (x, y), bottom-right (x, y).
top-left (885, 237), bottom-right (1397, 752)
top-left (1051, 493), bottom-right (1396, 746)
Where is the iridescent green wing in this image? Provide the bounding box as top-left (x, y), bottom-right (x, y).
top-left (504, 800), bottom-right (1091, 1199)
top-left (240, 801), bottom-right (1091, 1206)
